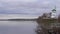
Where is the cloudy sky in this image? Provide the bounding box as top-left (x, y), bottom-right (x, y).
top-left (0, 0), bottom-right (59, 16)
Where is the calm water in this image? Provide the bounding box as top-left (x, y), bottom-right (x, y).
top-left (0, 21), bottom-right (38, 34)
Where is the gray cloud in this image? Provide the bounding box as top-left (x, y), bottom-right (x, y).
top-left (0, 0), bottom-right (59, 16)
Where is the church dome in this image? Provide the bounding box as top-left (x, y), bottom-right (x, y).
top-left (52, 9), bottom-right (56, 11)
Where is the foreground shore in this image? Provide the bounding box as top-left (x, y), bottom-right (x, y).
top-left (36, 16), bottom-right (60, 34)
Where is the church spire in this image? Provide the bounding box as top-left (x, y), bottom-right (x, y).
top-left (52, 6), bottom-right (56, 12)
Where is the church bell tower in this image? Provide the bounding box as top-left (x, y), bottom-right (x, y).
top-left (51, 6), bottom-right (56, 18)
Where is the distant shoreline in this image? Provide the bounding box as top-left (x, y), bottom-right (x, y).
top-left (0, 19), bottom-right (37, 21)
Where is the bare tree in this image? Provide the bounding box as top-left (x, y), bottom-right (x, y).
top-left (42, 13), bottom-right (47, 18)
top-left (58, 15), bottom-right (60, 22)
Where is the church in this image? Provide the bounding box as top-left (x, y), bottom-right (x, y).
top-left (51, 6), bottom-right (56, 18)
top-left (42, 6), bottom-right (57, 19)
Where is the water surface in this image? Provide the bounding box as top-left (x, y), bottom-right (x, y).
top-left (0, 21), bottom-right (38, 34)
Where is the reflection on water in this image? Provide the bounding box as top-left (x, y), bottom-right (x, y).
top-left (35, 25), bottom-right (49, 34)
top-left (0, 21), bottom-right (38, 34)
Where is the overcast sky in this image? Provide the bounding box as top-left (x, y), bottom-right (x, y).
top-left (0, 0), bottom-right (60, 16)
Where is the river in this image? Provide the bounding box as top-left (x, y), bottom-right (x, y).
top-left (0, 21), bottom-right (38, 34)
